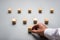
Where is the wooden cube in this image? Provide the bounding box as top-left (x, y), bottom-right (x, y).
top-left (23, 18), bottom-right (27, 25)
top-left (12, 18), bottom-right (16, 25)
top-left (33, 18), bottom-right (38, 24)
top-left (44, 18), bottom-right (49, 24)
top-left (38, 8), bottom-right (42, 13)
top-left (28, 8), bottom-right (32, 13)
top-left (50, 8), bottom-right (54, 13)
top-left (8, 8), bottom-right (12, 13)
top-left (28, 26), bottom-right (32, 33)
top-left (17, 8), bottom-right (21, 13)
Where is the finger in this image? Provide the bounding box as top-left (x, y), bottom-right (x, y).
top-left (32, 23), bottom-right (42, 30)
top-left (38, 23), bottom-right (46, 28)
top-left (32, 24), bottom-right (39, 30)
top-left (31, 30), bottom-right (39, 33)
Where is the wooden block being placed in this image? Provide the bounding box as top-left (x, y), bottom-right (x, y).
top-left (12, 18), bottom-right (16, 25)
top-left (38, 8), bottom-right (42, 13)
top-left (28, 8), bottom-right (32, 13)
top-left (50, 8), bottom-right (54, 13)
top-left (28, 26), bottom-right (32, 33)
top-left (17, 8), bottom-right (21, 13)
top-left (8, 8), bottom-right (12, 13)
top-left (44, 18), bottom-right (49, 24)
top-left (23, 18), bottom-right (27, 25)
top-left (33, 18), bottom-right (38, 24)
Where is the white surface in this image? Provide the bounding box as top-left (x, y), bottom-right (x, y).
top-left (0, 0), bottom-right (60, 40)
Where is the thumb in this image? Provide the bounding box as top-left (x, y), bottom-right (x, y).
top-left (32, 30), bottom-right (39, 33)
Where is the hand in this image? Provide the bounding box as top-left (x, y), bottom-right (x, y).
top-left (32, 23), bottom-right (47, 36)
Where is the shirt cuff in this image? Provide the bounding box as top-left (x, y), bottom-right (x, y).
top-left (44, 28), bottom-right (57, 39)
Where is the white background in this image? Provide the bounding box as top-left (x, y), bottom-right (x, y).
top-left (0, 0), bottom-right (60, 40)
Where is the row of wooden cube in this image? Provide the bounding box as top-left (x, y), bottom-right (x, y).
top-left (8, 8), bottom-right (54, 13)
top-left (12, 18), bottom-right (49, 25)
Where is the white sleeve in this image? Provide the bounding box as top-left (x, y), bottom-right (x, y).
top-left (44, 28), bottom-right (60, 40)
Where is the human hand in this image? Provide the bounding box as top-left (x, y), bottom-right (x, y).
top-left (32, 23), bottom-right (47, 36)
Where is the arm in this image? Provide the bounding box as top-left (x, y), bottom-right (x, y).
top-left (32, 23), bottom-right (60, 40)
top-left (44, 28), bottom-right (60, 40)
